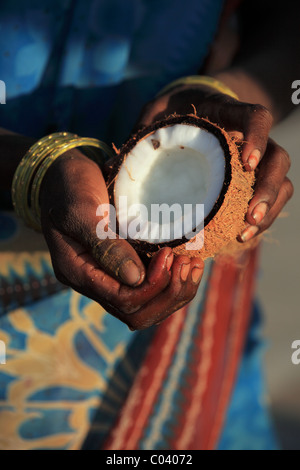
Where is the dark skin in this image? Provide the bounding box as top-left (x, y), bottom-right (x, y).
top-left (0, 0), bottom-right (297, 330)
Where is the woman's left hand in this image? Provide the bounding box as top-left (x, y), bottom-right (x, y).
top-left (133, 84), bottom-right (294, 243)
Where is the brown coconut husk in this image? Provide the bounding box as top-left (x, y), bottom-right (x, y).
top-left (107, 115), bottom-right (255, 261)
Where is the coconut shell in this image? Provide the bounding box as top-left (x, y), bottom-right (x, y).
top-left (107, 115), bottom-right (255, 261)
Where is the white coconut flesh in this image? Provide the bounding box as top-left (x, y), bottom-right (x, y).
top-left (114, 124), bottom-right (226, 243)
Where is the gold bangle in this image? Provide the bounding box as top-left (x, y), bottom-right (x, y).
top-left (157, 75), bottom-right (239, 101)
top-left (12, 132), bottom-right (77, 229)
top-left (12, 133), bottom-right (115, 231)
top-left (31, 137), bottom-right (114, 227)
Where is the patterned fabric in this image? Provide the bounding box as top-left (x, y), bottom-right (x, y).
top-left (0, 213), bottom-right (63, 316)
top-left (218, 303), bottom-right (279, 451)
top-left (0, 0), bottom-right (278, 450)
top-left (0, 287), bottom-right (155, 450)
top-left (104, 248), bottom-right (260, 450)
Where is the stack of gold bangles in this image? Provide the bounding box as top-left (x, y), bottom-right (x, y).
top-left (12, 132), bottom-right (114, 231)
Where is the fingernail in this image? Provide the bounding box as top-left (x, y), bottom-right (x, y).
top-left (248, 149), bottom-right (261, 170)
top-left (241, 225), bottom-right (259, 243)
top-left (252, 202), bottom-right (269, 225)
top-left (192, 267), bottom-right (202, 284)
top-left (180, 263), bottom-right (190, 282)
top-left (166, 252), bottom-right (174, 271)
top-left (119, 259), bottom-right (141, 286)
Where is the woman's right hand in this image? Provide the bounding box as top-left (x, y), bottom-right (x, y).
top-left (39, 150), bottom-right (204, 330)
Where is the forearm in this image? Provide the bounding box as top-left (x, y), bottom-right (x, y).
top-left (213, 0), bottom-right (300, 124)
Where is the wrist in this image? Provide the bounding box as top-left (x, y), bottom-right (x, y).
top-left (39, 148), bottom-right (100, 211)
top-left (12, 132), bottom-right (113, 231)
top-left (213, 69), bottom-right (278, 122)
top-left (157, 74), bottom-right (239, 101)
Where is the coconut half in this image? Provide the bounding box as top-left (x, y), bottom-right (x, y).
top-left (107, 115), bottom-right (255, 260)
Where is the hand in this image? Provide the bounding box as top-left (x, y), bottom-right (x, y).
top-left (40, 149), bottom-right (204, 330)
top-left (134, 85), bottom-right (294, 243)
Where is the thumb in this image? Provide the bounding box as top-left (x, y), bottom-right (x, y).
top-left (91, 236), bottom-right (146, 287)
top-left (45, 199), bottom-right (146, 288)
top-left (90, 204), bottom-right (146, 287)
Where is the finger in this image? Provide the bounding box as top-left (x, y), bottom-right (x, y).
top-left (45, 227), bottom-right (174, 313)
top-left (77, 250), bottom-right (172, 315)
top-left (131, 94), bottom-right (171, 132)
top-left (116, 248), bottom-right (174, 313)
top-left (240, 177), bottom-right (294, 243)
top-left (51, 201), bottom-right (147, 287)
top-left (121, 256), bottom-right (205, 330)
top-left (240, 104), bottom-right (273, 171)
top-left (91, 237), bottom-right (146, 287)
top-left (199, 99), bottom-right (272, 171)
top-left (246, 140), bottom-right (291, 226)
